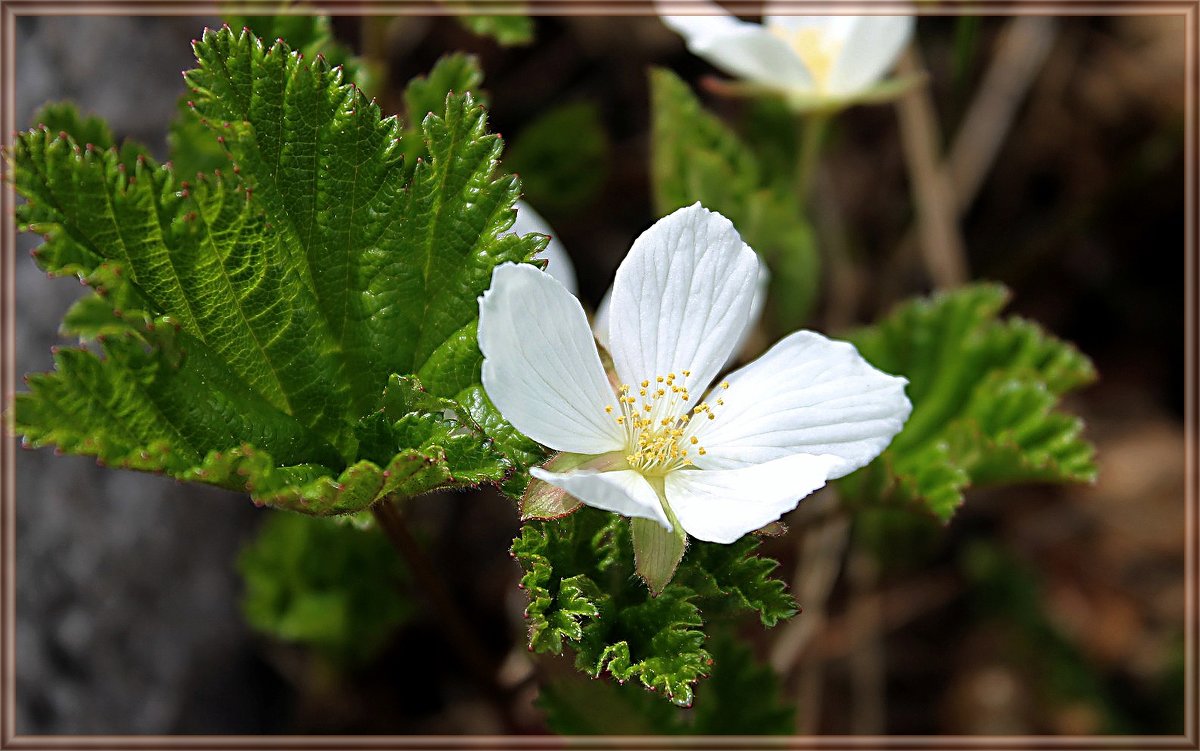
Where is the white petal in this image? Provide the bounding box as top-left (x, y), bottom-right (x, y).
top-left (608, 204), bottom-right (760, 395)
top-left (763, 11), bottom-right (856, 38)
top-left (511, 200), bottom-right (578, 296)
top-left (690, 330), bottom-right (912, 479)
top-left (592, 287), bottom-right (613, 353)
top-left (733, 259), bottom-right (771, 363)
top-left (659, 0), bottom-right (816, 92)
top-left (826, 16), bottom-right (914, 96)
top-left (595, 253), bottom-right (769, 368)
top-left (479, 263), bottom-right (625, 455)
top-left (531, 467), bottom-right (671, 530)
top-left (665, 454), bottom-right (838, 543)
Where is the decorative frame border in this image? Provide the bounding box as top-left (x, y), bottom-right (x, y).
top-left (0, 1), bottom-right (1195, 748)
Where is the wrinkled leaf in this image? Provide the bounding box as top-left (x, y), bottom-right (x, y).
top-left (840, 284), bottom-right (1097, 520)
top-left (11, 29), bottom-right (541, 513)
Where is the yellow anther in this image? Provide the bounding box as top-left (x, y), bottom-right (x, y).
top-left (643, 404), bottom-right (652, 412)
top-left (721, 381), bottom-right (730, 389)
top-left (707, 413), bottom-right (715, 420)
top-left (682, 370), bottom-right (691, 377)
top-left (605, 405), bottom-right (613, 414)
top-left (639, 388), bottom-right (647, 396)
top-left (717, 399), bottom-right (725, 406)
top-left (616, 416), bottom-right (625, 424)
top-left (698, 447), bottom-right (707, 455)
top-left (641, 379), bottom-right (650, 388)
top-left (681, 394), bottom-right (689, 401)
top-left (690, 436), bottom-right (698, 445)
top-left (656, 376), bottom-right (664, 383)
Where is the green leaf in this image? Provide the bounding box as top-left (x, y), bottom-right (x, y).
top-left (649, 67), bottom-right (819, 327)
top-left (512, 507), bottom-right (795, 705)
top-left (456, 12), bottom-right (535, 46)
top-left (506, 101), bottom-right (609, 215)
top-left (168, 94), bottom-right (232, 180)
top-left (224, 11), bottom-right (374, 92)
top-left (840, 284), bottom-right (1098, 520)
top-left (239, 512), bottom-right (410, 664)
top-left (32, 102), bottom-right (116, 150)
top-left (690, 630), bottom-right (793, 734)
top-left (675, 536), bottom-right (797, 628)
top-left (537, 672), bottom-right (684, 734)
top-left (404, 53), bottom-right (486, 123)
top-left (536, 629), bottom-right (792, 735)
top-left (12, 29), bottom-right (540, 514)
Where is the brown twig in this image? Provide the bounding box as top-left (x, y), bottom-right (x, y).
top-left (882, 18), bottom-right (1058, 303)
top-left (947, 17), bottom-right (1059, 214)
top-left (894, 46), bottom-right (970, 289)
top-left (846, 546), bottom-right (885, 734)
top-left (769, 489), bottom-right (851, 733)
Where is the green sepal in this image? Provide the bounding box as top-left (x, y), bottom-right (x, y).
top-left (632, 512), bottom-right (687, 596)
top-left (520, 452), bottom-right (599, 520)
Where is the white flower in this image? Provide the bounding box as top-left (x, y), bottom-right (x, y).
top-left (660, 1), bottom-right (914, 106)
top-left (514, 199), bottom-right (767, 365)
top-left (478, 204), bottom-right (911, 560)
top-left (511, 200), bottom-right (577, 295)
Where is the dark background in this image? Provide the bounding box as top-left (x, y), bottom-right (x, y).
top-left (12, 12), bottom-right (1186, 734)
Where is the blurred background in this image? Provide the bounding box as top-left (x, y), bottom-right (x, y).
top-left (12, 10), bottom-right (1186, 735)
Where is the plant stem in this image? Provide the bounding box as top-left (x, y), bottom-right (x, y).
top-left (794, 113), bottom-right (830, 206)
top-left (371, 499), bottom-right (515, 728)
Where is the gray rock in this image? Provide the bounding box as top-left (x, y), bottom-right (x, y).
top-left (15, 14), bottom-right (283, 734)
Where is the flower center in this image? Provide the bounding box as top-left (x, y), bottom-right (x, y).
top-left (605, 373), bottom-right (730, 475)
top-left (769, 25), bottom-right (841, 91)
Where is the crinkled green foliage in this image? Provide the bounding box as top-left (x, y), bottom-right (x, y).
top-left (650, 67), bottom-right (819, 327)
top-left (457, 12), bottom-right (535, 46)
top-left (512, 507), bottom-right (796, 706)
top-left (399, 53), bottom-right (489, 180)
top-left (690, 630), bottom-right (794, 734)
top-left (537, 630), bottom-right (792, 734)
top-left (405, 52), bottom-right (487, 122)
top-left (11, 27), bottom-right (544, 513)
top-left (239, 511), bottom-right (410, 665)
top-left (171, 14), bottom-right (371, 181)
top-left (507, 101), bottom-right (609, 215)
top-left (840, 284), bottom-right (1098, 520)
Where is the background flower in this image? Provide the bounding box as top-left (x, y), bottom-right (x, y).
top-left (660, 0), bottom-right (914, 105)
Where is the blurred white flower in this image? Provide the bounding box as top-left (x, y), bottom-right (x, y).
top-left (478, 204), bottom-right (910, 560)
top-left (511, 200), bottom-right (577, 295)
top-left (661, 1), bottom-right (915, 107)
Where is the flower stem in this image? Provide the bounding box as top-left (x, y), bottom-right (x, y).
top-left (794, 113), bottom-right (830, 206)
